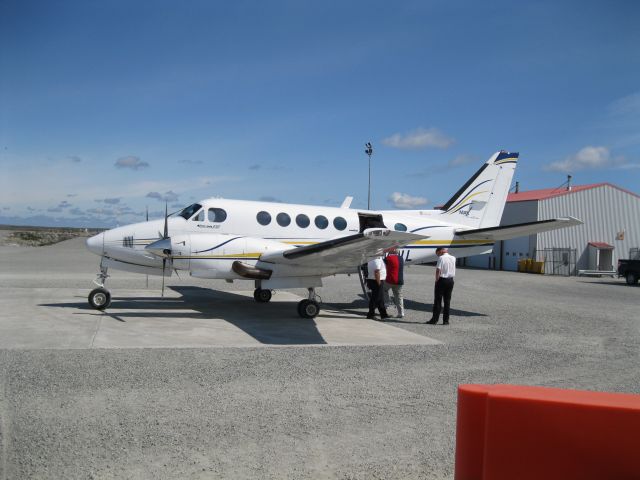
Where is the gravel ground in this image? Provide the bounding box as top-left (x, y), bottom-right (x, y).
top-left (1, 237), bottom-right (639, 479)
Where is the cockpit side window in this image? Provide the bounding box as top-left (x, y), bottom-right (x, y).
top-left (193, 210), bottom-right (204, 222)
top-left (179, 203), bottom-right (203, 220)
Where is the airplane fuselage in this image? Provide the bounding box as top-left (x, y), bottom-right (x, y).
top-left (86, 198), bottom-right (494, 280)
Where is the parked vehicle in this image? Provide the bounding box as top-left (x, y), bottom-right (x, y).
top-left (618, 258), bottom-right (640, 285)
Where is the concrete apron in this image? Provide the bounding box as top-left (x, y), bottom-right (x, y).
top-left (0, 287), bottom-right (441, 349)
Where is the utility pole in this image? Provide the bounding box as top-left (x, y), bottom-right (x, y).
top-left (365, 142), bottom-right (373, 210)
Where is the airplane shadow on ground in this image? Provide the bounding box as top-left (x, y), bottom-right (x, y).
top-left (324, 293), bottom-right (487, 323)
top-left (41, 286), bottom-right (328, 345)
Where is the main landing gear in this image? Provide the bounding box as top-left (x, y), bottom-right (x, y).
top-left (253, 288), bottom-right (272, 303)
top-left (253, 286), bottom-right (321, 318)
top-left (88, 264), bottom-right (111, 310)
top-left (297, 288), bottom-right (320, 319)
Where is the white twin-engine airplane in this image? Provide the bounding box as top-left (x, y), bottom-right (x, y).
top-left (86, 151), bottom-right (581, 318)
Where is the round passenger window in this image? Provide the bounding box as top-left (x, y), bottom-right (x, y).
top-left (315, 215), bottom-right (328, 229)
top-left (208, 208), bottom-right (227, 223)
top-left (296, 214), bottom-right (310, 228)
top-left (394, 223), bottom-right (407, 232)
top-left (333, 216), bottom-right (347, 230)
top-left (257, 211), bottom-right (271, 226)
top-left (276, 212), bottom-right (291, 227)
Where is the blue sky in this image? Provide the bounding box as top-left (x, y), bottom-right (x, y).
top-left (1, 0), bottom-right (639, 227)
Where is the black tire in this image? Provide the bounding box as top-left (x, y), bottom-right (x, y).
top-left (254, 288), bottom-right (272, 303)
top-left (88, 288), bottom-right (111, 310)
top-left (297, 299), bottom-right (320, 319)
top-left (626, 272), bottom-right (638, 285)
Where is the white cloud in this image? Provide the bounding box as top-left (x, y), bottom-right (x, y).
top-left (382, 127), bottom-right (454, 150)
top-left (146, 190), bottom-right (179, 202)
top-left (608, 92), bottom-right (640, 116)
top-left (618, 163), bottom-right (640, 170)
top-left (448, 154), bottom-right (475, 167)
top-left (115, 155), bottom-right (149, 170)
top-left (545, 146), bottom-right (624, 172)
top-left (389, 192), bottom-right (428, 209)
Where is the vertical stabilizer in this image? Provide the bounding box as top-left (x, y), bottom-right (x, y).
top-left (438, 151), bottom-right (518, 228)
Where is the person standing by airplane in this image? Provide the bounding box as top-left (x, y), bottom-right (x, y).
top-left (426, 247), bottom-right (456, 325)
top-left (383, 247), bottom-right (405, 318)
top-left (366, 256), bottom-right (389, 320)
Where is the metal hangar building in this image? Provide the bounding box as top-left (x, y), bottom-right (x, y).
top-left (463, 183), bottom-right (640, 275)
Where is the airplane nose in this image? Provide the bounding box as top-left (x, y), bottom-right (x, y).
top-left (86, 232), bottom-right (104, 255)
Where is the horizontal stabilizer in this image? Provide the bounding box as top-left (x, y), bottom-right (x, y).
top-left (455, 217), bottom-right (582, 241)
top-left (259, 228), bottom-right (425, 268)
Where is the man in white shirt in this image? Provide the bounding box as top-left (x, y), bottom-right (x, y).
top-left (426, 247), bottom-right (456, 325)
top-left (366, 256), bottom-right (389, 320)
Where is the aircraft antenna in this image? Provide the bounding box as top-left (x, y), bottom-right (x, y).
top-left (365, 142), bottom-right (373, 209)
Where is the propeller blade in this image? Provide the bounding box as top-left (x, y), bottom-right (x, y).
top-left (161, 258), bottom-right (166, 297)
top-left (163, 203), bottom-right (169, 239)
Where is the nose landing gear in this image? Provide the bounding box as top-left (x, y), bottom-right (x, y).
top-left (89, 264), bottom-right (111, 310)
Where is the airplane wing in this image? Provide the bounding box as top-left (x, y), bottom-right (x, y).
top-left (258, 228), bottom-right (425, 268)
top-left (454, 217), bottom-right (582, 241)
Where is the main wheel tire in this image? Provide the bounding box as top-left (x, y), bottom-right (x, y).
top-left (626, 272), bottom-right (638, 285)
top-left (297, 299), bottom-right (320, 319)
top-left (88, 287), bottom-right (111, 310)
top-left (254, 288), bottom-right (272, 303)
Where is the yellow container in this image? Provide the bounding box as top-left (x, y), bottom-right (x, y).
top-left (518, 259), bottom-right (527, 272)
top-left (533, 261), bottom-right (544, 274)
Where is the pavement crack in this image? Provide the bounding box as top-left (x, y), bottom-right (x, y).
top-left (90, 314), bottom-right (103, 348)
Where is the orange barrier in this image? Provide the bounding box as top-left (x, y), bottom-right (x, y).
top-left (454, 384), bottom-right (640, 480)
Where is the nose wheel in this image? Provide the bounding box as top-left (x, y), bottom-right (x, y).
top-left (88, 287), bottom-right (111, 310)
top-left (89, 262), bottom-right (111, 310)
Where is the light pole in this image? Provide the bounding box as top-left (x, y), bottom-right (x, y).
top-left (365, 142), bottom-right (373, 210)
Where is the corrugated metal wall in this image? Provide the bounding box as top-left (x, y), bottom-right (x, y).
top-left (538, 185), bottom-right (640, 271)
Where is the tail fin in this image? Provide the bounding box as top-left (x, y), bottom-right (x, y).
top-left (438, 151), bottom-right (518, 228)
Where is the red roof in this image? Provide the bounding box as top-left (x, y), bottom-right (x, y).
top-left (588, 242), bottom-right (614, 249)
top-left (507, 183), bottom-right (605, 202)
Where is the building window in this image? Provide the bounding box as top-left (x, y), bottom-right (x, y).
top-left (394, 223), bottom-right (407, 232)
top-left (257, 211), bottom-right (271, 226)
top-left (208, 208), bottom-right (227, 223)
top-left (315, 215), bottom-right (328, 229)
top-left (296, 214), bottom-right (310, 228)
top-left (333, 217), bottom-right (347, 230)
top-left (276, 212), bottom-right (291, 227)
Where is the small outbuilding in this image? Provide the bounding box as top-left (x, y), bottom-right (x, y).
top-left (464, 182), bottom-right (640, 275)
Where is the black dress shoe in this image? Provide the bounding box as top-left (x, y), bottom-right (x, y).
top-left (425, 318), bottom-right (438, 324)
top-left (380, 314), bottom-right (390, 320)
top-left (443, 320), bottom-right (449, 325)
top-left (366, 314), bottom-right (376, 319)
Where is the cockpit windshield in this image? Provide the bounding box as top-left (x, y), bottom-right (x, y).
top-left (178, 203), bottom-right (202, 220)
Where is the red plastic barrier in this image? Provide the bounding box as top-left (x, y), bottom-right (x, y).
top-left (455, 384), bottom-right (640, 480)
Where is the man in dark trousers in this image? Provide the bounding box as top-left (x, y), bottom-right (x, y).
top-left (426, 247), bottom-right (456, 325)
top-left (366, 255), bottom-right (389, 320)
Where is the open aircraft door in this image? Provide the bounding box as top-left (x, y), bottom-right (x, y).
top-left (358, 212), bottom-right (386, 232)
